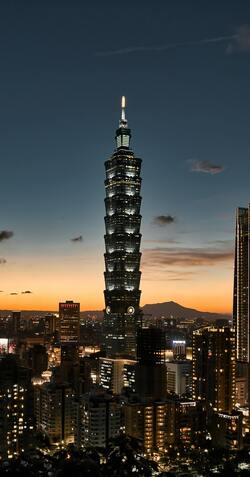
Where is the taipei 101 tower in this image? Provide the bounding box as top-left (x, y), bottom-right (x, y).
top-left (103, 97), bottom-right (142, 358)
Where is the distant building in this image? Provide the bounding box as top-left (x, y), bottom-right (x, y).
top-left (166, 360), bottom-right (192, 396)
top-left (100, 357), bottom-right (136, 394)
top-left (192, 326), bottom-right (236, 413)
top-left (172, 340), bottom-right (186, 358)
top-left (28, 344), bottom-right (48, 377)
top-left (11, 311), bottom-right (21, 335)
top-left (44, 313), bottom-right (59, 336)
top-left (59, 301), bottom-right (80, 343)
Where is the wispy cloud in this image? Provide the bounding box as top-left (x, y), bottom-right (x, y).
top-left (71, 235), bottom-right (83, 243)
top-left (144, 238), bottom-right (181, 244)
top-left (189, 160), bottom-right (224, 175)
top-left (0, 230), bottom-right (14, 242)
top-left (0, 258), bottom-right (7, 265)
top-left (142, 246), bottom-right (233, 268)
top-left (21, 290), bottom-right (32, 294)
top-left (227, 25), bottom-right (250, 53)
top-left (153, 215), bottom-right (175, 226)
top-left (97, 33), bottom-right (238, 57)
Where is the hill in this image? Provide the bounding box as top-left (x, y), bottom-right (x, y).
top-left (142, 301), bottom-right (230, 321)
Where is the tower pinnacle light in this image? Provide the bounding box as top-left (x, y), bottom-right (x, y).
top-left (121, 96), bottom-right (126, 123)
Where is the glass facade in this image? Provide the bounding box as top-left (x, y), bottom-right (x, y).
top-left (103, 100), bottom-right (142, 358)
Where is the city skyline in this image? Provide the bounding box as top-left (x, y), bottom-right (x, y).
top-left (1, 1), bottom-right (250, 313)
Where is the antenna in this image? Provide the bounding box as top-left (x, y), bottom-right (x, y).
top-left (121, 96), bottom-right (126, 122)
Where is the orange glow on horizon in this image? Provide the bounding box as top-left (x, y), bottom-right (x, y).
top-left (0, 252), bottom-right (233, 315)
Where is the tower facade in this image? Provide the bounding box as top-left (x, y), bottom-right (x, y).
top-left (233, 206), bottom-right (250, 403)
top-left (104, 98), bottom-right (142, 358)
top-left (192, 326), bottom-right (236, 413)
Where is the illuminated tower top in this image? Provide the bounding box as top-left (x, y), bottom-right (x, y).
top-left (116, 96), bottom-right (131, 149)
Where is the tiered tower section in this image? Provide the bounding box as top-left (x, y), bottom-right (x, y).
top-left (104, 97), bottom-right (142, 358)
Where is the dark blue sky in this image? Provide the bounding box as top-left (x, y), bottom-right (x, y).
top-left (0, 1), bottom-right (250, 311)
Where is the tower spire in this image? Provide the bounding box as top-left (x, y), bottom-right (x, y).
top-left (116, 96), bottom-right (131, 149)
top-left (121, 96), bottom-right (126, 122)
top-left (119, 95), bottom-right (127, 128)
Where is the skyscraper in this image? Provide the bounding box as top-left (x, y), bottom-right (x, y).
top-left (0, 355), bottom-right (34, 459)
top-left (135, 327), bottom-right (167, 400)
top-left (59, 301), bottom-right (80, 387)
top-left (104, 97), bottom-right (142, 358)
top-left (192, 326), bottom-right (236, 413)
top-left (233, 206), bottom-right (250, 403)
top-left (59, 301), bottom-right (80, 343)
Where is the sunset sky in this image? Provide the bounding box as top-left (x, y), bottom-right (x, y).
top-left (1, 1), bottom-right (250, 314)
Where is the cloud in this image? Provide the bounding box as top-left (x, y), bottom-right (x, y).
top-left (0, 230), bottom-right (14, 242)
top-left (153, 215), bottom-right (175, 226)
top-left (10, 292), bottom-right (18, 295)
top-left (0, 258), bottom-right (7, 264)
top-left (189, 160), bottom-right (224, 175)
top-left (0, 290), bottom-right (3, 292)
top-left (142, 246), bottom-right (233, 268)
top-left (227, 25), bottom-right (250, 53)
top-left (71, 235), bottom-right (83, 243)
top-left (97, 34), bottom-right (237, 56)
top-left (21, 290), bottom-right (32, 294)
top-left (144, 238), bottom-right (181, 244)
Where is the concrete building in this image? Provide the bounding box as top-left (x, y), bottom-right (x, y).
top-left (77, 391), bottom-right (122, 448)
top-left (0, 355), bottom-right (34, 459)
top-left (99, 357), bottom-right (136, 394)
top-left (192, 326), bottom-right (236, 413)
top-left (34, 381), bottom-right (75, 445)
top-left (166, 360), bottom-right (192, 396)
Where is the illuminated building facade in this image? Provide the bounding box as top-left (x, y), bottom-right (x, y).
top-left (59, 301), bottom-right (80, 343)
top-left (99, 356), bottom-right (136, 394)
top-left (34, 382), bottom-right (75, 445)
top-left (192, 326), bottom-right (236, 413)
top-left (0, 355), bottom-right (33, 459)
top-left (104, 97), bottom-right (142, 358)
top-left (124, 401), bottom-right (168, 454)
top-left (77, 392), bottom-right (122, 448)
top-left (211, 411), bottom-right (243, 450)
top-left (124, 398), bottom-right (202, 454)
top-left (233, 206), bottom-right (250, 403)
top-left (166, 360), bottom-right (192, 396)
top-left (59, 301), bottom-right (80, 378)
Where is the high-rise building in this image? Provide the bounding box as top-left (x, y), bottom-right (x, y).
top-left (192, 326), bottom-right (236, 413)
top-left (59, 301), bottom-right (80, 343)
top-left (124, 397), bottom-right (204, 454)
top-left (76, 391), bottom-right (122, 448)
top-left (34, 381), bottom-right (75, 445)
top-left (0, 355), bottom-right (34, 459)
top-left (59, 301), bottom-right (80, 387)
top-left (166, 360), bottom-right (192, 396)
top-left (233, 206), bottom-right (250, 403)
top-left (44, 313), bottom-right (59, 336)
top-left (11, 311), bottom-right (21, 335)
top-left (104, 97), bottom-right (142, 358)
top-left (135, 327), bottom-right (167, 400)
top-left (99, 357), bottom-right (136, 394)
